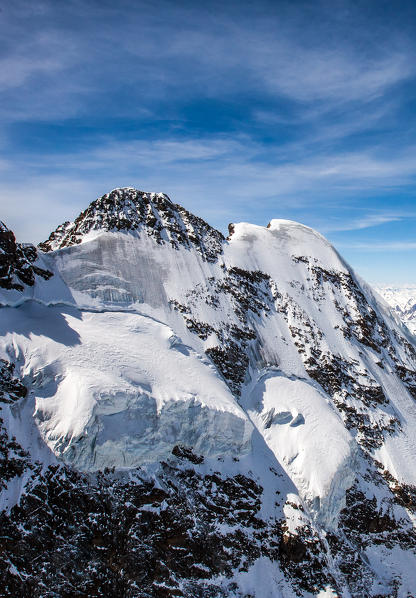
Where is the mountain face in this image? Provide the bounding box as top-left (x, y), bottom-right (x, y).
top-left (374, 285), bottom-right (416, 336)
top-left (1, 188), bottom-right (416, 597)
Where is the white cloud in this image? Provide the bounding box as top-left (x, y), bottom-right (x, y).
top-left (263, 48), bottom-right (412, 104)
top-left (320, 214), bottom-right (403, 233)
top-left (0, 0), bottom-right (414, 124)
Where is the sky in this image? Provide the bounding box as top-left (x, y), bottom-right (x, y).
top-left (1, 0), bottom-right (416, 284)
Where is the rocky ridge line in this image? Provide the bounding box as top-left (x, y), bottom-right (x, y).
top-left (39, 188), bottom-right (225, 263)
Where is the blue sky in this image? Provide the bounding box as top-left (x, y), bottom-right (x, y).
top-left (1, 0), bottom-right (416, 283)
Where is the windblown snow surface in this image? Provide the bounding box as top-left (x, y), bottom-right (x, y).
top-left (1, 189), bottom-right (416, 597)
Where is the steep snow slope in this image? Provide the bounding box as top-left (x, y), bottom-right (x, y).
top-left (0, 303), bottom-right (251, 470)
top-left (374, 284), bottom-right (416, 335)
top-left (2, 188), bottom-right (416, 597)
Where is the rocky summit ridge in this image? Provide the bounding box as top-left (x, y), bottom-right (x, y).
top-left (1, 188), bottom-right (416, 597)
top-left (39, 187), bottom-right (224, 263)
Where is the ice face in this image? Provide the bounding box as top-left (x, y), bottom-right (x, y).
top-left (48, 232), bottom-right (168, 306)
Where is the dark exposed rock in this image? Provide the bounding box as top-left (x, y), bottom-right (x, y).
top-left (0, 445), bottom-right (344, 598)
top-left (304, 352), bottom-right (398, 449)
top-left (0, 222), bottom-right (52, 291)
top-left (323, 452), bottom-right (416, 597)
top-left (39, 188), bottom-right (225, 263)
top-left (0, 457), bottom-right (273, 597)
top-left (0, 360), bottom-right (27, 404)
top-left (0, 418), bottom-right (31, 490)
top-left (206, 344), bottom-right (249, 395)
top-left (395, 365), bottom-right (416, 399)
top-left (170, 266), bottom-right (274, 395)
top-left (278, 522), bottom-right (336, 596)
top-left (0, 363), bottom-right (32, 490)
top-left (379, 467), bottom-right (416, 512)
top-left (172, 445), bottom-right (204, 464)
top-left (279, 532), bottom-right (307, 562)
top-left (340, 487), bottom-right (397, 537)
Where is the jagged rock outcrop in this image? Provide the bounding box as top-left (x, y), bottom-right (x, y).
top-left (39, 187), bottom-right (224, 263)
top-left (0, 222), bottom-right (52, 291)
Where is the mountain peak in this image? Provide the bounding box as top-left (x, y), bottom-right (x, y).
top-left (39, 187), bottom-right (224, 262)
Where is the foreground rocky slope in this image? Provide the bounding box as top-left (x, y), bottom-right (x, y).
top-left (1, 188), bottom-right (416, 597)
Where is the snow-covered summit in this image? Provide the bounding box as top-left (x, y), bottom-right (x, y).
top-left (227, 218), bottom-right (347, 274)
top-left (39, 187), bottom-right (224, 262)
top-left (267, 219), bottom-right (336, 255)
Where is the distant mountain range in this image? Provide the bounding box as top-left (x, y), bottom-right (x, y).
top-left (374, 284), bottom-right (416, 335)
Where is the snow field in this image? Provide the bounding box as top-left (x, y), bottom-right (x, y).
top-left (0, 302), bottom-right (252, 470)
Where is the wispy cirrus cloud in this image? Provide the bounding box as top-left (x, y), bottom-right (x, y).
top-left (320, 214), bottom-right (404, 233)
top-left (337, 241), bottom-right (416, 251)
top-left (247, 39), bottom-right (413, 105)
top-left (0, 0), bottom-right (414, 123)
